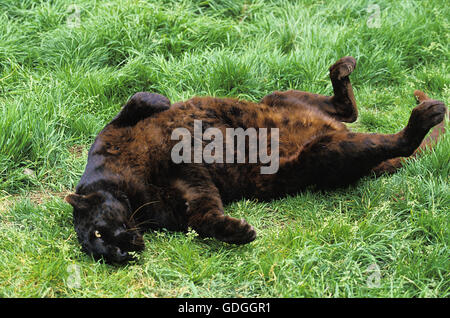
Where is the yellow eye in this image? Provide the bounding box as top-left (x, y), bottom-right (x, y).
top-left (94, 230), bottom-right (102, 238)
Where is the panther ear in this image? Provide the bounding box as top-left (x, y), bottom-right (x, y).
top-left (65, 192), bottom-right (104, 210)
top-left (110, 92), bottom-right (171, 127)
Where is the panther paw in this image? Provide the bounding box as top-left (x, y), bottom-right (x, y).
top-left (218, 217), bottom-right (257, 245)
top-left (329, 56), bottom-right (357, 80)
top-left (407, 100), bottom-right (446, 135)
top-left (413, 90), bottom-right (430, 104)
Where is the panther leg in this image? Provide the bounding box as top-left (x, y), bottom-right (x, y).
top-left (172, 166), bottom-right (256, 244)
top-left (327, 56), bottom-right (358, 122)
top-left (371, 91), bottom-right (447, 176)
top-left (277, 99), bottom-right (446, 189)
top-left (260, 56), bottom-right (358, 122)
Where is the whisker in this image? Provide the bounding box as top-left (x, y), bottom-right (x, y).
top-left (128, 218), bottom-right (160, 230)
top-left (133, 220), bottom-right (153, 228)
top-left (128, 200), bottom-right (160, 223)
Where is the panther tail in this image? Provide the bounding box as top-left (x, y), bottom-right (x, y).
top-left (371, 90), bottom-right (447, 176)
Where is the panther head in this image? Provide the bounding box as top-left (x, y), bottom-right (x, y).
top-left (65, 190), bottom-right (145, 264)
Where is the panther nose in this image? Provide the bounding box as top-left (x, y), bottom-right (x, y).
top-left (113, 247), bottom-right (131, 263)
top-left (116, 247), bottom-right (128, 257)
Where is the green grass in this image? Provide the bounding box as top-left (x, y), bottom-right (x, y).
top-left (0, 0), bottom-right (448, 297)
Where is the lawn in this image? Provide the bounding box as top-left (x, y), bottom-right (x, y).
top-left (0, 0), bottom-right (448, 297)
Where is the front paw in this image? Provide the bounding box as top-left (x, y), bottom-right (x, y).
top-left (407, 100), bottom-right (446, 134)
top-left (216, 217), bottom-right (257, 245)
top-left (329, 56), bottom-right (357, 80)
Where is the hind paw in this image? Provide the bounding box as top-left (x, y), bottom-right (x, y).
top-left (413, 90), bottom-right (430, 104)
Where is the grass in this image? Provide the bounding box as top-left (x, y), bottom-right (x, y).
top-left (0, 0), bottom-right (448, 297)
